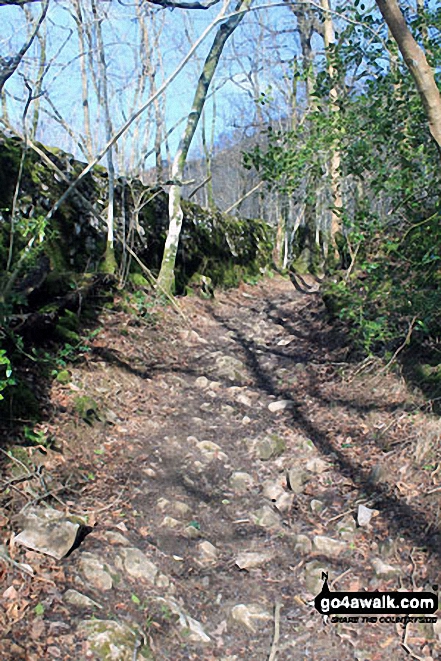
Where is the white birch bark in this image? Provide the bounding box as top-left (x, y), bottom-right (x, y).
top-left (157, 0), bottom-right (252, 294)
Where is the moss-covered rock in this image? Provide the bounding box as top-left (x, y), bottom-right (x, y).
top-left (74, 396), bottom-right (100, 424)
top-left (79, 620), bottom-right (153, 660)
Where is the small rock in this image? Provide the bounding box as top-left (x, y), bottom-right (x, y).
top-left (235, 551), bottom-right (273, 570)
top-left (252, 505), bottom-right (280, 529)
top-left (79, 620), bottom-right (147, 660)
top-left (268, 400), bottom-right (293, 413)
top-left (102, 531), bottom-right (131, 546)
top-left (310, 499), bottom-right (325, 513)
top-left (236, 393), bottom-right (252, 407)
top-left (157, 498), bottom-right (170, 511)
top-left (119, 547), bottom-right (168, 586)
top-left (262, 480), bottom-right (284, 502)
top-left (230, 604), bottom-right (272, 631)
top-left (64, 589), bottom-right (102, 610)
top-left (173, 501), bottom-right (191, 516)
top-left (209, 380), bottom-right (222, 389)
top-left (229, 472), bottom-right (254, 493)
top-left (14, 506), bottom-right (88, 560)
top-left (184, 524), bottom-right (202, 539)
top-left (336, 516), bottom-right (356, 541)
top-left (304, 560), bottom-right (328, 595)
top-left (197, 541), bottom-right (218, 565)
top-left (161, 516), bottom-right (181, 528)
top-left (286, 467), bottom-right (308, 494)
top-left (154, 597), bottom-right (211, 643)
top-left (291, 534), bottom-right (312, 555)
top-left (242, 415), bottom-right (252, 425)
top-left (255, 436), bottom-right (286, 460)
top-left (214, 355), bottom-right (248, 384)
top-left (371, 558), bottom-right (401, 579)
top-left (195, 376), bottom-right (209, 388)
top-left (357, 504), bottom-right (377, 527)
top-left (79, 553), bottom-right (113, 591)
top-left (305, 458), bottom-right (329, 474)
top-left (274, 492), bottom-right (294, 513)
top-left (197, 440), bottom-right (228, 461)
top-left (277, 337), bottom-right (293, 346)
top-left (312, 535), bottom-right (347, 557)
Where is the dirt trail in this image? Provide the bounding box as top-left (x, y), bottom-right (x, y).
top-left (1, 275), bottom-right (441, 660)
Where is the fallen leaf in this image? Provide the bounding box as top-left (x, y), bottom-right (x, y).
top-left (3, 585), bottom-right (18, 600)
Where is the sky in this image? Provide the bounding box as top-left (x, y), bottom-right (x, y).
top-left (0, 0), bottom-right (436, 174)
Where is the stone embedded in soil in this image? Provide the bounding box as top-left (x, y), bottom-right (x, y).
top-left (252, 505), bottom-right (280, 528)
top-left (118, 547), bottom-right (169, 587)
top-left (291, 534), bottom-right (313, 555)
top-left (196, 540), bottom-right (218, 565)
top-left (310, 499), bottom-right (325, 513)
top-left (304, 560), bottom-right (329, 595)
top-left (195, 376), bottom-right (209, 388)
top-left (13, 506), bottom-right (86, 560)
top-left (274, 491), bottom-right (294, 513)
top-left (184, 524), bottom-right (203, 539)
top-left (229, 471), bottom-right (254, 493)
top-left (79, 553), bottom-right (113, 591)
top-left (262, 480), bottom-right (285, 502)
top-left (255, 435), bottom-right (286, 460)
top-left (236, 393), bottom-right (252, 407)
top-left (64, 589), bottom-right (102, 610)
top-left (312, 535), bottom-right (347, 557)
top-left (286, 467), bottom-right (309, 494)
top-left (336, 516), bottom-right (356, 541)
top-left (161, 516), bottom-right (181, 528)
top-left (79, 619), bottom-right (149, 661)
top-left (230, 603), bottom-right (272, 631)
top-left (305, 457), bottom-right (329, 474)
top-left (153, 597), bottom-right (211, 643)
top-left (157, 497), bottom-right (170, 511)
top-left (196, 440), bottom-right (228, 461)
top-left (268, 399), bottom-right (293, 413)
top-left (214, 354), bottom-right (249, 383)
top-left (357, 504), bottom-right (377, 527)
top-left (235, 551), bottom-right (273, 570)
top-left (371, 558), bottom-right (401, 579)
top-left (102, 531), bottom-right (131, 546)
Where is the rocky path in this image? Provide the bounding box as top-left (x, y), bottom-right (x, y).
top-left (1, 276), bottom-right (441, 660)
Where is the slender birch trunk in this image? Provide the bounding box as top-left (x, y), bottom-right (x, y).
top-left (72, 0), bottom-right (94, 159)
top-left (157, 0), bottom-right (252, 294)
top-left (321, 0), bottom-right (342, 253)
top-left (91, 0), bottom-right (117, 274)
top-left (376, 0), bottom-right (441, 153)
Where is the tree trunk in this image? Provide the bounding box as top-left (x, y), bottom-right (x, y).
top-left (321, 0), bottom-right (342, 253)
top-left (376, 0), bottom-right (441, 153)
top-left (157, 0), bottom-right (252, 294)
top-left (92, 0), bottom-right (117, 275)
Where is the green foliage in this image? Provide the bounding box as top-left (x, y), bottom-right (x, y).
top-left (0, 348), bottom-right (15, 401)
top-left (23, 425), bottom-right (49, 447)
top-left (244, 7), bottom-right (441, 357)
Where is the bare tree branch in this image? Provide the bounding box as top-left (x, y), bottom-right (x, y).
top-left (0, 0), bottom-right (48, 92)
top-left (0, 0), bottom-right (43, 7)
top-left (147, 0), bottom-right (222, 8)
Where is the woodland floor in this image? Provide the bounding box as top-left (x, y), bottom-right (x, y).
top-left (1, 274), bottom-right (441, 661)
